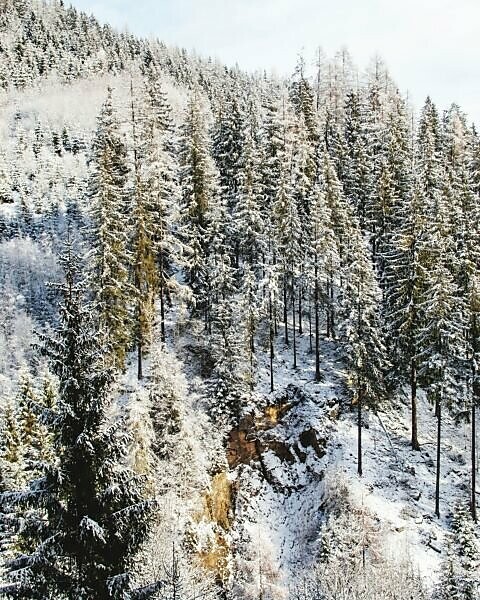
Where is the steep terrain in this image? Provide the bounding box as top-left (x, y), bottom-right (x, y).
top-left (0, 1), bottom-right (479, 599)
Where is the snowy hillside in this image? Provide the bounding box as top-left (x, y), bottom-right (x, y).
top-left (0, 1), bottom-right (479, 599)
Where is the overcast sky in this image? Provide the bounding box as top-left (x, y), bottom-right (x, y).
top-left (70, 0), bottom-right (480, 124)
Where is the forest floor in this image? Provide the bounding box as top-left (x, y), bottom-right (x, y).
top-left (228, 320), bottom-right (478, 592)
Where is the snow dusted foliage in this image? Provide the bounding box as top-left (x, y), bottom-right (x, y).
top-left (435, 502), bottom-right (480, 600)
top-left (288, 473), bottom-right (429, 600)
top-left (129, 343), bottom-right (225, 595)
top-left (0, 236), bottom-right (60, 321)
top-left (0, 244), bottom-right (157, 599)
top-left (1, 0), bottom-right (480, 597)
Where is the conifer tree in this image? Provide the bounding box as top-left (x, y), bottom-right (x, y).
top-left (341, 223), bottom-right (388, 476)
top-left (142, 74), bottom-right (183, 344)
top-left (322, 152), bottom-right (353, 338)
top-left (343, 90), bottom-right (374, 233)
top-left (212, 84), bottom-right (244, 264)
top-left (16, 373), bottom-right (49, 477)
top-left (415, 194), bottom-right (466, 517)
top-left (89, 87), bottom-right (133, 370)
top-left (0, 403), bottom-right (23, 492)
top-left (273, 152), bottom-right (302, 367)
top-left (308, 181), bottom-right (339, 382)
top-left (239, 263), bottom-right (259, 390)
top-left (436, 502), bottom-right (479, 599)
top-left (234, 107), bottom-right (265, 270)
top-left (179, 92), bottom-right (220, 312)
top-left (384, 180), bottom-right (423, 450)
top-left (0, 242), bottom-right (158, 599)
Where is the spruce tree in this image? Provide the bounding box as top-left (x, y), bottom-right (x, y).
top-left (88, 87), bottom-right (133, 370)
top-left (0, 242), bottom-right (157, 599)
top-left (436, 502), bottom-right (479, 599)
top-left (142, 74), bottom-right (183, 345)
top-left (341, 223), bottom-right (388, 476)
top-left (179, 91), bottom-right (220, 313)
top-left (273, 151), bottom-right (302, 367)
top-left (415, 191), bottom-right (466, 517)
top-left (308, 181), bottom-right (339, 382)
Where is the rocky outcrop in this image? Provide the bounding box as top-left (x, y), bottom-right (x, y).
top-left (227, 385), bottom-right (330, 490)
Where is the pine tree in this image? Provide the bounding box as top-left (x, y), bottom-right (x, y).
top-left (415, 190), bottom-right (466, 517)
top-left (88, 87), bottom-right (133, 370)
top-left (290, 56), bottom-right (318, 145)
top-left (273, 149), bottom-right (302, 367)
top-left (384, 179), bottom-right (424, 450)
top-left (0, 242), bottom-right (158, 599)
top-left (179, 91), bottom-right (220, 312)
top-left (442, 107), bottom-right (480, 520)
top-left (212, 84), bottom-right (244, 265)
top-left (239, 263), bottom-right (259, 391)
top-left (436, 502), bottom-right (479, 599)
top-left (308, 180), bottom-right (339, 382)
top-left (234, 106), bottom-right (265, 270)
top-left (16, 372), bottom-right (49, 477)
top-left (0, 403), bottom-right (23, 492)
top-left (341, 223), bottom-right (388, 476)
top-left (0, 151), bottom-right (13, 204)
top-left (343, 90), bottom-right (374, 233)
top-left (142, 74), bottom-right (183, 345)
top-left (204, 192), bottom-right (234, 332)
top-left (322, 152), bottom-right (353, 338)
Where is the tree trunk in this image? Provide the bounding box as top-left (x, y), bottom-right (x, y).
top-left (329, 275), bottom-right (335, 339)
top-left (472, 352), bottom-right (478, 522)
top-left (283, 272), bottom-right (289, 345)
top-left (159, 280), bottom-right (166, 344)
top-left (298, 280), bottom-right (303, 334)
top-left (292, 277), bottom-right (297, 369)
top-left (314, 262), bottom-right (320, 382)
top-left (326, 279), bottom-right (331, 338)
top-left (308, 297), bottom-right (313, 353)
top-left (269, 295), bottom-right (274, 393)
top-left (357, 384), bottom-right (363, 477)
top-left (137, 334), bottom-right (143, 380)
top-left (411, 357), bottom-right (420, 450)
top-left (435, 401), bottom-right (441, 518)
top-left (472, 395), bottom-right (477, 522)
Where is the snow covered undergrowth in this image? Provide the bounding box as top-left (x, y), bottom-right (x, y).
top-left (333, 390), bottom-right (478, 588)
top-left (217, 324), bottom-right (479, 596)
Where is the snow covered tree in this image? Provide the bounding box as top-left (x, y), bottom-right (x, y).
top-left (16, 372), bottom-right (50, 478)
top-left (88, 87), bottom-right (133, 371)
top-left (179, 92), bottom-right (220, 312)
top-left (322, 152), bottom-right (353, 338)
top-left (0, 151), bottom-right (13, 205)
top-left (273, 152), bottom-right (302, 367)
top-left (343, 90), bottom-right (374, 233)
top-left (414, 109), bottom-right (467, 514)
top-left (239, 263), bottom-right (260, 390)
top-left (142, 73), bottom-right (183, 344)
top-left (130, 79), bottom-right (156, 381)
top-left (212, 84), bottom-right (244, 264)
top-left (436, 502), bottom-right (479, 599)
top-left (0, 241), bottom-right (158, 599)
top-left (308, 181), bottom-right (339, 382)
top-left (341, 223), bottom-right (388, 476)
top-left (234, 106), bottom-right (266, 270)
top-left (415, 196), bottom-right (466, 516)
top-left (0, 403), bottom-right (23, 492)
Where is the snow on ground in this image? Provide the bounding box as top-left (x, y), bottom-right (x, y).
top-left (96, 302), bottom-right (479, 593)
top-left (230, 318), bottom-right (479, 592)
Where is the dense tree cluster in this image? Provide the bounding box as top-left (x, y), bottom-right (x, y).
top-left (0, 1), bottom-right (479, 598)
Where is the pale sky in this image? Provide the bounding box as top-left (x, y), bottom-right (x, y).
top-left (69, 0), bottom-right (480, 125)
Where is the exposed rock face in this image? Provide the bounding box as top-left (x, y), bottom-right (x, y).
top-left (227, 384), bottom-right (336, 596)
top-left (227, 385), bottom-right (330, 489)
